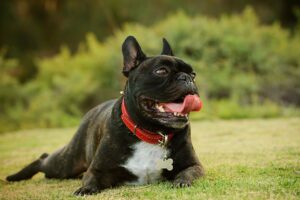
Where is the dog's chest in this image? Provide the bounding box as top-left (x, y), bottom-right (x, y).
top-left (122, 141), bottom-right (168, 185)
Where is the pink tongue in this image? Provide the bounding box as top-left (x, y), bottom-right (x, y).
top-left (160, 94), bottom-right (202, 114)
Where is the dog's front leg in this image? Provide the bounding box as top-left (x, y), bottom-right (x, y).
top-left (73, 165), bottom-right (135, 196)
top-left (173, 164), bottom-right (204, 187)
top-left (73, 168), bottom-right (120, 196)
top-left (73, 170), bottom-right (103, 196)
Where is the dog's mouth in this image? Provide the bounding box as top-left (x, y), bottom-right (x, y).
top-left (140, 94), bottom-right (202, 120)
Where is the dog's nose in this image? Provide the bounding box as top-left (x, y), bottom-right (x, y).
top-left (177, 73), bottom-right (192, 83)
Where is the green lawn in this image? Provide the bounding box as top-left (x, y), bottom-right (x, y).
top-left (0, 118), bottom-right (299, 200)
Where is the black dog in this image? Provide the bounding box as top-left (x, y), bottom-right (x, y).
top-left (6, 36), bottom-right (204, 195)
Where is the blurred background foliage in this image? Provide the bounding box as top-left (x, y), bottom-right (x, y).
top-left (0, 0), bottom-right (300, 133)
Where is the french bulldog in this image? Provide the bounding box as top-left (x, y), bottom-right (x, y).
top-left (6, 36), bottom-right (204, 195)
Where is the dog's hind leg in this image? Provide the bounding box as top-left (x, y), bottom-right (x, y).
top-left (6, 121), bottom-right (89, 182)
top-left (6, 145), bottom-right (87, 181)
top-left (6, 140), bottom-right (86, 182)
top-left (38, 145), bottom-right (87, 180)
top-left (6, 153), bottom-right (49, 181)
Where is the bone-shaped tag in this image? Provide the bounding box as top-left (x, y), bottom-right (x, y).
top-left (156, 158), bottom-right (173, 171)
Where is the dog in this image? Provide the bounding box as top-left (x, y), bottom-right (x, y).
top-left (6, 36), bottom-right (204, 195)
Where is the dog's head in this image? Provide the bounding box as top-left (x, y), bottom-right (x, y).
top-left (122, 36), bottom-right (201, 131)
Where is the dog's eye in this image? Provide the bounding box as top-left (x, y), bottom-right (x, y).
top-left (155, 67), bottom-right (169, 76)
top-left (191, 72), bottom-right (196, 81)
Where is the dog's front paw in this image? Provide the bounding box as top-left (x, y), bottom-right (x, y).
top-left (73, 186), bottom-right (99, 196)
top-left (173, 178), bottom-right (192, 188)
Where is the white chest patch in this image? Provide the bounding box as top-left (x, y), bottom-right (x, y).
top-left (122, 141), bottom-right (168, 185)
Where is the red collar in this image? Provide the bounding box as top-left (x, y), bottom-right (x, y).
top-left (121, 98), bottom-right (174, 145)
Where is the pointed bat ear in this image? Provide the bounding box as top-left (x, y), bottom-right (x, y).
top-left (161, 38), bottom-right (174, 56)
top-left (122, 36), bottom-right (146, 77)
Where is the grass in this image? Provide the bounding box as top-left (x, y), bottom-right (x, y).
top-left (0, 118), bottom-right (299, 200)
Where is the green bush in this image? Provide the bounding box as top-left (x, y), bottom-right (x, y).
top-left (1, 8), bottom-right (300, 133)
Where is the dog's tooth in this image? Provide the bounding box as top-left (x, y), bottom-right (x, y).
top-left (156, 105), bottom-right (165, 112)
top-left (158, 104), bottom-right (162, 109)
top-left (158, 105), bottom-right (162, 111)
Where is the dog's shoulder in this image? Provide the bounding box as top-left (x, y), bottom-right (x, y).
top-left (82, 99), bottom-right (117, 123)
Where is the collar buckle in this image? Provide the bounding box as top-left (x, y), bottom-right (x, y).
top-left (157, 131), bottom-right (168, 147)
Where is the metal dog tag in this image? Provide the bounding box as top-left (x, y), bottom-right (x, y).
top-left (156, 131), bottom-right (173, 171)
top-left (157, 158), bottom-right (173, 171)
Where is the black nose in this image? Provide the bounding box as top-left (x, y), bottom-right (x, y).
top-left (177, 73), bottom-right (192, 83)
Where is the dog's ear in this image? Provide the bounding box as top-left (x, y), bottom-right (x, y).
top-left (122, 36), bottom-right (146, 77)
top-left (161, 38), bottom-right (174, 56)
